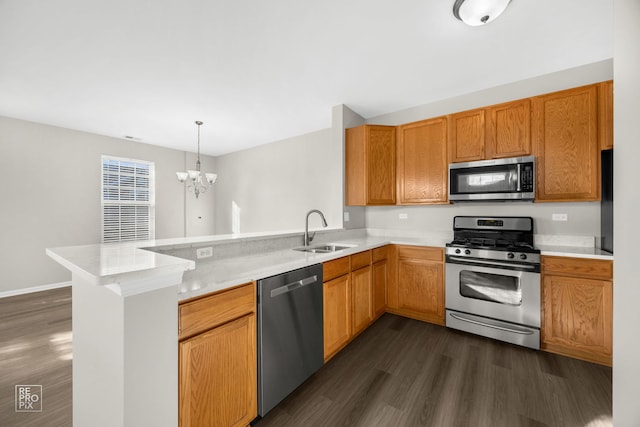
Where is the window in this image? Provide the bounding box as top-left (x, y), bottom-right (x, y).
top-left (101, 155), bottom-right (155, 243)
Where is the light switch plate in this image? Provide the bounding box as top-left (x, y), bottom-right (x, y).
top-left (399, 213), bottom-right (408, 220)
top-left (196, 247), bottom-right (213, 259)
top-left (343, 212), bottom-right (350, 222)
top-left (552, 213), bottom-right (568, 221)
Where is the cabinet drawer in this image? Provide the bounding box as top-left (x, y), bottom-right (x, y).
top-left (397, 245), bottom-right (443, 262)
top-left (323, 256), bottom-right (350, 281)
top-left (542, 256), bottom-right (612, 280)
top-left (351, 250), bottom-right (372, 270)
top-left (179, 283), bottom-right (255, 340)
top-left (372, 246), bottom-right (389, 263)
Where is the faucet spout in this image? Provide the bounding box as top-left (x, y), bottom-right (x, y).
top-left (304, 209), bottom-right (328, 246)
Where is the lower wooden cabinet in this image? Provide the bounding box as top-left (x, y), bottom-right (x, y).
top-left (323, 273), bottom-right (351, 361)
top-left (351, 264), bottom-right (373, 336)
top-left (372, 246), bottom-right (389, 319)
top-left (387, 245), bottom-right (445, 325)
top-left (541, 256), bottom-right (613, 366)
top-left (178, 283), bottom-right (257, 427)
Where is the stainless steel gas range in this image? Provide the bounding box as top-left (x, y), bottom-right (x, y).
top-left (445, 216), bottom-right (541, 349)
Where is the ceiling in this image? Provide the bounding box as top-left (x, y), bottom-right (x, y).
top-left (0, 0), bottom-right (613, 157)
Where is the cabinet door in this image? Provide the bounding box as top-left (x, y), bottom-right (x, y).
top-left (542, 275), bottom-right (612, 366)
top-left (345, 125), bottom-right (396, 205)
top-left (599, 80), bottom-right (613, 150)
top-left (391, 246), bottom-right (445, 325)
top-left (397, 117), bottom-right (448, 204)
top-left (179, 314), bottom-right (257, 427)
top-left (372, 259), bottom-right (387, 318)
top-left (323, 274), bottom-right (351, 361)
top-left (486, 99), bottom-right (531, 159)
top-left (532, 84), bottom-right (600, 201)
top-left (448, 108), bottom-right (485, 163)
top-left (351, 266), bottom-right (373, 336)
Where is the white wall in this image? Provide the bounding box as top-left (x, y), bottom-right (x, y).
top-left (0, 117), bottom-right (215, 294)
top-left (362, 60), bottom-right (613, 237)
top-left (214, 128), bottom-right (342, 235)
top-left (613, 0), bottom-right (640, 425)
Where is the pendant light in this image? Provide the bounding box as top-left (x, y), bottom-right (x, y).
top-left (453, 0), bottom-right (512, 26)
top-left (176, 121), bottom-right (217, 198)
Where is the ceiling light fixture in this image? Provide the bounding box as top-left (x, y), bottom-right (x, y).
top-left (453, 0), bottom-right (511, 26)
top-left (176, 121), bottom-right (217, 198)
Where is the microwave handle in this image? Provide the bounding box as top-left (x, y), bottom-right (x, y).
top-left (516, 164), bottom-right (521, 192)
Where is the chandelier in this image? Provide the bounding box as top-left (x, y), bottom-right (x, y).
top-left (176, 121), bottom-right (217, 198)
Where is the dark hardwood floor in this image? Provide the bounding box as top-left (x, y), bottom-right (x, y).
top-left (0, 289), bottom-right (612, 427)
top-left (0, 287), bottom-right (72, 427)
top-left (257, 314), bottom-right (612, 427)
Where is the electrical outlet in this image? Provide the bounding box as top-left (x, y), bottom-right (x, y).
top-left (196, 247), bottom-right (213, 259)
top-left (552, 213), bottom-right (568, 221)
top-left (399, 213), bottom-right (408, 220)
top-left (343, 212), bottom-right (350, 222)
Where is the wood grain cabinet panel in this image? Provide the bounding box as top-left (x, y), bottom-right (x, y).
top-left (397, 117), bottom-right (449, 204)
top-left (372, 246), bottom-right (389, 319)
top-left (599, 80), bottom-right (614, 150)
top-left (541, 256), bottom-right (613, 366)
top-left (179, 314), bottom-right (257, 427)
top-left (532, 84), bottom-right (601, 201)
top-left (486, 99), bottom-right (531, 159)
top-left (351, 265), bottom-right (373, 336)
top-left (323, 273), bottom-right (352, 361)
top-left (387, 245), bottom-right (445, 325)
top-left (345, 125), bottom-right (396, 205)
top-left (448, 109), bottom-right (485, 163)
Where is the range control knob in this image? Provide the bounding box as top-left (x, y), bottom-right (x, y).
top-left (455, 248), bottom-right (461, 254)
top-left (507, 252), bottom-right (515, 259)
top-left (519, 253), bottom-right (527, 260)
top-left (464, 249), bottom-right (471, 255)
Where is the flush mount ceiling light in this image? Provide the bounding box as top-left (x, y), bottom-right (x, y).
top-left (176, 121), bottom-right (217, 198)
top-left (453, 0), bottom-right (512, 26)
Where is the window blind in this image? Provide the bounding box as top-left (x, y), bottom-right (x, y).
top-left (101, 156), bottom-right (155, 243)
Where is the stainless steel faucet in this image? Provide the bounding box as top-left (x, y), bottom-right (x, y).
top-left (304, 209), bottom-right (328, 246)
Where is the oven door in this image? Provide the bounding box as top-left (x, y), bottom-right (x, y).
top-left (445, 260), bottom-right (540, 328)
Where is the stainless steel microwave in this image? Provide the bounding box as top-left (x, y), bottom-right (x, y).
top-left (448, 156), bottom-right (535, 202)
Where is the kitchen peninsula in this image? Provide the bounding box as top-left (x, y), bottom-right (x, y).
top-left (47, 227), bottom-right (611, 427)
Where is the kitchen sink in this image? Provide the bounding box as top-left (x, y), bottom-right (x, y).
top-left (293, 243), bottom-right (357, 253)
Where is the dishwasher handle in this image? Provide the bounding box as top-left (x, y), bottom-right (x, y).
top-left (270, 275), bottom-right (319, 298)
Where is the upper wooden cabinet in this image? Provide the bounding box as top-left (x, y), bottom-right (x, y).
top-left (448, 108), bottom-right (485, 163)
top-left (532, 84), bottom-right (601, 202)
top-left (599, 80), bottom-right (614, 150)
top-left (486, 99), bottom-right (532, 159)
top-left (345, 125), bottom-right (396, 205)
top-left (397, 117), bottom-right (449, 204)
top-left (448, 100), bottom-right (532, 163)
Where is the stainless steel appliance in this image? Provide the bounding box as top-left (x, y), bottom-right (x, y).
top-left (257, 264), bottom-right (324, 417)
top-left (445, 216), bottom-right (541, 349)
top-left (448, 156), bottom-right (535, 201)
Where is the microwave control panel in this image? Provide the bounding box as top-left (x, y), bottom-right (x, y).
top-left (521, 164), bottom-right (534, 192)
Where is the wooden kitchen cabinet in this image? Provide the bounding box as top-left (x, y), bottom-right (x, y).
top-left (372, 246), bottom-right (388, 319)
top-left (323, 257), bottom-right (352, 361)
top-left (541, 256), bottom-right (613, 366)
top-left (345, 124), bottom-right (396, 205)
top-left (485, 99), bottom-right (532, 159)
top-left (532, 84), bottom-right (601, 202)
top-left (178, 283), bottom-right (257, 427)
top-left (397, 117), bottom-right (449, 204)
top-left (351, 250), bottom-right (373, 336)
top-left (448, 108), bottom-right (485, 163)
top-left (599, 80), bottom-right (614, 150)
top-left (387, 245), bottom-right (445, 325)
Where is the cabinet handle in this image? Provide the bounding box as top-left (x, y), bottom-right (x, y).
top-left (449, 312), bottom-right (534, 335)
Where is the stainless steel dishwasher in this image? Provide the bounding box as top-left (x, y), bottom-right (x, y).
top-left (257, 264), bottom-right (324, 417)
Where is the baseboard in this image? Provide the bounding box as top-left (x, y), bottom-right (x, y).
top-left (0, 281), bottom-right (71, 299)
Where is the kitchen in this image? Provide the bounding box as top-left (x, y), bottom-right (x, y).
top-left (0, 1), bottom-right (639, 426)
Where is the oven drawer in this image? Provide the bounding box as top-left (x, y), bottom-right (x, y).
top-left (446, 310), bottom-right (540, 350)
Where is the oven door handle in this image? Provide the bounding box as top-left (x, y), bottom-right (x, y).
top-left (447, 256), bottom-right (537, 270)
top-left (449, 312), bottom-right (535, 335)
